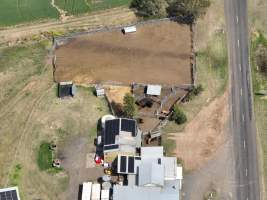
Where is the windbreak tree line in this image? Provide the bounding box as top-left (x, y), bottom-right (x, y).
top-left (131, 0), bottom-right (211, 24)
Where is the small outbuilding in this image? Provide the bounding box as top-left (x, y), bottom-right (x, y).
top-left (95, 86), bottom-right (105, 97)
top-left (122, 26), bottom-right (137, 34)
top-left (58, 81), bottom-right (76, 98)
top-left (146, 85), bottom-right (162, 96)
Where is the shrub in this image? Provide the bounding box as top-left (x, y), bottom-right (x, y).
top-left (192, 84), bottom-right (204, 96)
top-left (123, 93), bottom-right (137, 118)
top-left (255, 44), bottom-right (267, 74)
top-left (171, 105), bottom-right (187, 124)
top-left (167, 0), bottom-right (211, 24)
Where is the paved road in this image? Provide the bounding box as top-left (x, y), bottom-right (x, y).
top-left (224, 0), bottom-right (261, 199)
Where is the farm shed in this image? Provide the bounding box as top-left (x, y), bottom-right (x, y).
top-left (122, 26), bottom-right (137, 34)
top-left (146, 85), bottom-right (162, 96)
top-left (95, 86), bottom-right (105, 97)
top-left (58, 81), bottom-right (77, 98)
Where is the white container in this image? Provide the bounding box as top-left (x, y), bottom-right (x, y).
top-left (81, 182), bottom-right (92, 200)
top-left (101, 189), bottom-right (110, 200)
top-left (91, 183), bottom-right (101, 200)
top-left (123, 26), bottom-right (137, 34)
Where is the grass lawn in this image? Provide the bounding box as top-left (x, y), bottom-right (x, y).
top-left (0, 0), bottom-right (58, 27)
top-left (54, 0), bottom-right (131, 15)
top-left (251, 32), bottom-right (267, 196)
top-left (37, 142), bottom-right (53, 170)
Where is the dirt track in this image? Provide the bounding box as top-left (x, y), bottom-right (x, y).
top-left (55, 21), bottom-right (192, 85)
top-left (0, 7), bottom-right (136, 44)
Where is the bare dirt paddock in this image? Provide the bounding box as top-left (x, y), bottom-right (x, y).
top-left (54, 20), bottom-right (192, 85)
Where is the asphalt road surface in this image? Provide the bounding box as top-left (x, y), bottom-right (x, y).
top-left (224, 0), bottom-right (261, 199)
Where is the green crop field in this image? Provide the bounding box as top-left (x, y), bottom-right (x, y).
top-left (89, 0), bottom-right (132, 11)
top-left (54, 0), bottom-right (90, 15)
top-left (54, 0), bottom-right (131, 15)
top-left (0, 0), bottom-right (59, 27)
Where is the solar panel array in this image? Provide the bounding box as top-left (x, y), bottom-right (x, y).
top-left (118, 155), bottom-right (136, 174)
top-left (0, 190), bottom-right (18, 200)
top-left (104, 119), bottom-right (120, 145)
top-left (121, 119), bottom-right (136, 137)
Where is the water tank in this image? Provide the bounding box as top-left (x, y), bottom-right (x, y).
top-left (102, 182), bottom-right (112, 190)
top-left (101, 115), bottom-right (115, 129)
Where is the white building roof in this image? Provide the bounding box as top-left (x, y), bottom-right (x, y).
top-left (141, 146), bottom-right (164, 158)
top-left (82, 182), bottom-right (92, 200)
top-left (146, 85), bottom-right (162, 96)
top-left (113, 180), bottom-right (180, 200)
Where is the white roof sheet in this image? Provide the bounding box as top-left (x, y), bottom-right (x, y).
top-left (176, 166), bottom-right (183, 180)
top-left (146, 85), bottom-right (162, 96)
top-left (141, 147), bottom-right (164, 158)
top-left (123, 26), bottom-right (137, 33)
top-left (82, 182), bottom-right (92, 200)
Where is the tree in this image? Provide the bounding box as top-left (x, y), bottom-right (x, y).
top-left (171, 105), bottom-right (187, 124)
top-left (131, 0), bottom-right (168, 17)
top-left (123, 93), bottom-right (137, 118)
top-left (255, 44), bottom-right (267, 74)
top-left (167, 0), bottom-right (211, 24)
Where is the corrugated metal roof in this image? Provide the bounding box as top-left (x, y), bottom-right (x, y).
top-left (141, 147), bottom-right (164, 158)
top-left (113, 180), bottom-right (180, 200)
top-left (146, 85), bottom-right (162, 96)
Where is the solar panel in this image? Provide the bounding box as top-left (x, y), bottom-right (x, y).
top-left (128, 156), bottom-right (135, 173)
top-left (103, 144), bottom-right (119, 151)
top-left (0, 189), bottom-right (18, 200)
top-left (121, 119), bottom-right (136, 136)
top-left (104, 119), bottom-right (120, 145)
top-left (120, 156), bottom-right (127, 173)
top-left (58, 84), bottom-right (73, 98)
top-left (135, 156), bottom-right (141, 160)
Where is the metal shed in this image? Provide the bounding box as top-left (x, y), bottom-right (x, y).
top-left (146, 85), bottom-right (162, 96)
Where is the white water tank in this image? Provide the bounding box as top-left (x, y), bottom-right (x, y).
top-left (101, 115), bottom-right (115, 129)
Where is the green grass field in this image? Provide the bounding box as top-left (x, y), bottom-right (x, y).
top-left (0, 0), bottom-right (131, 27)
top-left (0, 0), bottom-right (59, 27)
top-left (54, 0), bottom-right (131, 15)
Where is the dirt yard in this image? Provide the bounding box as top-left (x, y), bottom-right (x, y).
top-left (58, 135), bottom-right (104, 200)
top-left (169, 91), bottom-right (229, 171)
top-left (55, 20), bottom-right (192, 85)
top-left (105, 85), bottom-right (131, 104)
